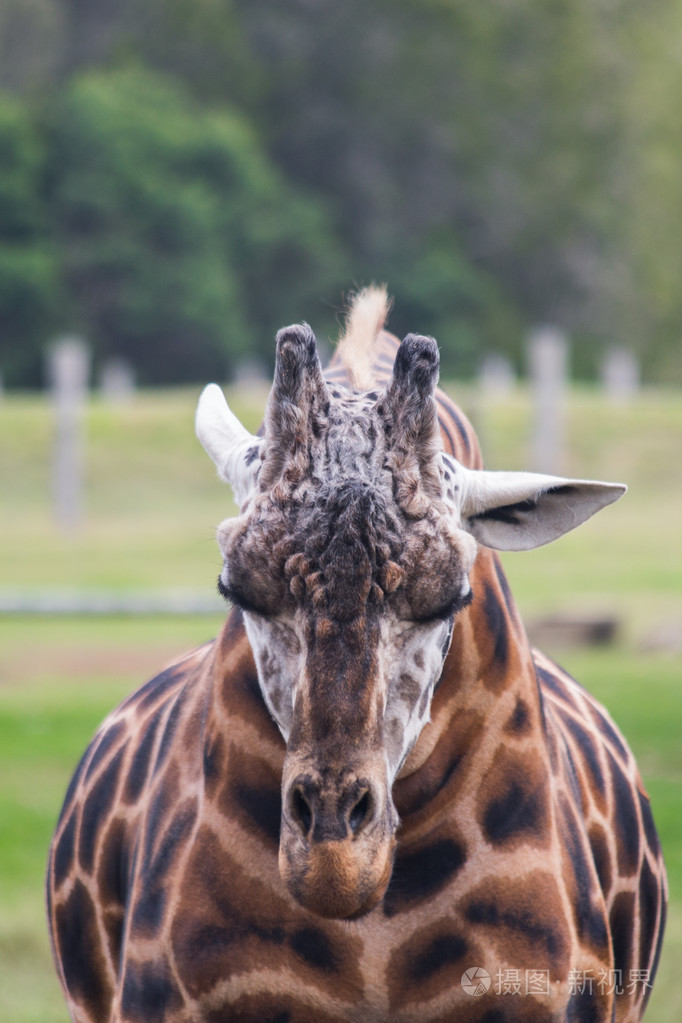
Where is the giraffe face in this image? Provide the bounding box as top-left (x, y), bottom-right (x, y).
top-left (216, 479), bottom-right (476, 918)
top-left (207, 328), bottom-right (478, 918)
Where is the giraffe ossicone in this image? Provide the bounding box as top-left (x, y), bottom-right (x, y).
top-left (47, 289), bottom-right (665, 1022)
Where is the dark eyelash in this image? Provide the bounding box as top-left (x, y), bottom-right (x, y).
top-left (220, 576), bottom-right (473, 624)
top-left (217, 577), bottom-right (266, 617)
top-left (424, 587), bottom-right (474, 623)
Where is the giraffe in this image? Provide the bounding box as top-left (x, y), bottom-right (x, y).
top-left (47, 287), bottom-right (666, 1023)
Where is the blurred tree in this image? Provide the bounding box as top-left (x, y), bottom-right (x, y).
top-left (0, 0), bottom-right (65, 92)
top-left (46, 66), bottom-right (345, 384)
top-left (232, 0), bottom-right (643, 370)
top-left (121, 0), bottom-right (264, 108)
top-left (0, 92), bottom-right (58, 387)
top-left (615, 3), bottom-right (682, 381)
top-left (387, 233), bottom-right (521, 377)
top-left (1, 0), bottom-right (681, 382)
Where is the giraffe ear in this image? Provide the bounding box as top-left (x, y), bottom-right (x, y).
top-left (457, 467), bottom-right (627, 551)
top-left (195, 384), bottom-right (261, 505)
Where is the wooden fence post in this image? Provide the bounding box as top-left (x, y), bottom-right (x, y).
top-left (48, 337), bottom-right (90, 532)
top-left (528, 326), bottom-right (568, 474)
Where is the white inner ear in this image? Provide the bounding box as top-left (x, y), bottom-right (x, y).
top-left (456, 464), bottom-right (626, 551)
top-left (195, 384), bottom-right (261, 505)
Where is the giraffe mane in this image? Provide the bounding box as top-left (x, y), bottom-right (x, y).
top-left (335, 285), bottom-right (392, 392)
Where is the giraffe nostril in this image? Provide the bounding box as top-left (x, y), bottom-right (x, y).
top-left (349, 790), bottom-right (372, 836)
top-left (292, 787), bottom-right (313, 838)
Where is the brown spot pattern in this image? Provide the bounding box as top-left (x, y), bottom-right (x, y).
top-left (45, 307), bottom-right (666, 1022)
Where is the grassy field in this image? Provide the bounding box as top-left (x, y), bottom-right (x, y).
top-left (0, 382), bottom-right (680, 1021)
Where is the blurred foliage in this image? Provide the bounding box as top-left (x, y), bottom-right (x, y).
top-left (0, 93), bottom-right (58, 384)
top-left (45, 67), bottom-right (345, 383)
top-left (0, 0), bottom-right (681, 384)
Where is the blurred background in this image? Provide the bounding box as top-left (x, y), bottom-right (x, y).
top-left (1, 0), bottom-right (682, 387)
top-left (0, 2), bottom-right (681, 1021)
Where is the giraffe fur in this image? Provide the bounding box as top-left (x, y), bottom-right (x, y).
top-left (47, 289), bottom-right (666, 1022)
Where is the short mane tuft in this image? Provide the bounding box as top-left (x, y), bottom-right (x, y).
top-left (335, 285), bottom-right (392, 392)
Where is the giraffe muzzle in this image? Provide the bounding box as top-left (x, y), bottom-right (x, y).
top-left (279, 764), bottom-right (397, 919)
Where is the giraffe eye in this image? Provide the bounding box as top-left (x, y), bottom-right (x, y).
top-left (218, 578), bottom-right (271, 618)
top-left (413, 586), bottom-right (474, 624)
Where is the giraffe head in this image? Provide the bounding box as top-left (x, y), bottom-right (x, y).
top-left (197, 320), bottom-right (625, 919)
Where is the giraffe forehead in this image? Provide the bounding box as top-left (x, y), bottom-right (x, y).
top-left (312, 392), bottom-right (388, 475)
top-left (229, 479), bottom-right (400, 616)
top-left (225, 390), bottom-right (468, 620)
top-left (230, 479), bottom-right (469, 626)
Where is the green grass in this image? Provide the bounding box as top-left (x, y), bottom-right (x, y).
top-left (0, 383), bottom-right (680, 1021)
